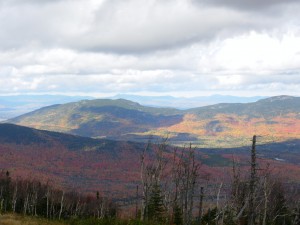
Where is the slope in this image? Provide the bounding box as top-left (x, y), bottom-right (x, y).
top-left (7, 96), bottom-right (300, 147)
top-left (8, 98), bottom-right (183, 138)
top-left (0, 123), bottom-right (146, 196)
top-left (1, 123), bottom-right (300, 199)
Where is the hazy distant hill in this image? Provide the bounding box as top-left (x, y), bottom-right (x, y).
top-left (0, 95), bottom-right (94, 120)
top-left (113, 94), bottom-right (264, 109)
top-left (0, 94), bottom-right (264, 120)
top-left (7, 96), bottom-right (300, 147)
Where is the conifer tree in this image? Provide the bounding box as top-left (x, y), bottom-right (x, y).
top-left (148, 182), bottom-right (166, 222)
top-left (173, 201), bottom-right (183, 225)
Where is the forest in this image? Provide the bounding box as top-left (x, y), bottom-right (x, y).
top-left (0, 136), bottom-right (299, 225)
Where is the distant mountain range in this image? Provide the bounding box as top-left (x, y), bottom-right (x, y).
top-left (0, 94), bottom-right (264, 120)
top-left (7, 95), bottom-right (300, 147)
top-left (112, 94), bottom-right (264, 109)
top-left (0, 95), bottom-right (94, 121)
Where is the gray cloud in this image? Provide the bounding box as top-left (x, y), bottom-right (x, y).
top-left (0, 0), bottom-right (299, 97)
top-left (1, 0), bottom-right (299, 53)
top-left (2, 0), bottom-right (65, 6)
top-left (71, 0), bottom-right (294, 53)
top-left (196, 0), bottom-right (299, 10)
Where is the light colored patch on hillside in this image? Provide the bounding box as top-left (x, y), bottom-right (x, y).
top-left (0, 214), bottom-right (66, 225)
top-left (156, 113), bottom-right (300, 148)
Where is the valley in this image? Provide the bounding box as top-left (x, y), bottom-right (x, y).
top-left (1, 96), bottom-right (300, 224)
top-left (0, 123), bottom-right (300, 198)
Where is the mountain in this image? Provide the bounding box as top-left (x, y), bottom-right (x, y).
top-left (7, 96), bottom-right (300, 147)
top-left (0, 94), bottom-right (264, 121)
top-left (112, 94), bottom-right (264, 109)
top-left (1, 123), bottom-right (300, 197)
top-left (169, 95), bottom-right (300, 147)
top-left (188, 95), bottom-right (300, 118)
top-left (0, 123), bottom-right (146, 196)
top-left (8, 98), bottom-right (183, 138)
top-left (0, 94), bottom-right (94, 120)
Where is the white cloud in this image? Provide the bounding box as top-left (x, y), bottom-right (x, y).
top-left (0, 0), bottom-right (299, 96)
top-left (210, 31), bottom-right (300, 74)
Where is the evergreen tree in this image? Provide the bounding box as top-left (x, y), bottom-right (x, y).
top-left (3, 170), bottom-right (12, 212)
top-left (147, 182), bottom-right (166, 223)
top-left (173, 201), bottom-right (183, 225)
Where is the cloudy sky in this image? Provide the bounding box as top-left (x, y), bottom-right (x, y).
top-left (0, 0), bottom-right (300, 97)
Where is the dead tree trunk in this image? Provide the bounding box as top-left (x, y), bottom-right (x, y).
top-left (46, 188), bottom-right (50, 219)
top-left (59, 191), bottom-right (65, 220)
top-left (12, 180), bottom-right (18, 213)
top-left (216, 182), bottom-right (223, 224)
top-left (136, 185), bottom-right (139, 219)
top-left (262, 176), bottom-right (268, 225)
top-left (248, 135), bottom-right (257, 225)
top-left (198, 186), bottom-right (204, 225)
top-left (140, 142), bottom-right (150, 221)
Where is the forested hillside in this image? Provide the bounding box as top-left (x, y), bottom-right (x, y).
top-left (8, 96), bottom-right (300, 147)
top-left (0, 124), bottom-right (300, 224)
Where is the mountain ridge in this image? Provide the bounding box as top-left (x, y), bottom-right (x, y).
top-left (6, 95), bottom-right (300, 147)
top-left (0, 94), bottom-right (266, 120)
top-left (188, 95), bottom-right (300, 119)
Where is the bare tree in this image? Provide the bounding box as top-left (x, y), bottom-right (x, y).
top-left (248, 135), bottom-right (257, 225)
top-left (59, 191), bottom-right (65, 220)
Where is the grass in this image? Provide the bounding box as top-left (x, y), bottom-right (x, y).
top-left (0, 214), bottom-right (66, 225)
top-left (0, 214), bottom-right (162, 225)
top-left (0, 214), bottom-right (159, 225)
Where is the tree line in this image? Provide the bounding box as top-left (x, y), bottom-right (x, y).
top-left (0, 171), bottom-right (117, 220)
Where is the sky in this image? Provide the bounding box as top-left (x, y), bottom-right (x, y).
top-left (0, 0), bottom-right (300, 97)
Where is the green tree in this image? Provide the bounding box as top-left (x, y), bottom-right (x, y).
top-left (3, 171), bottom-right (12, 212)
top-left (147, 182), bottom-right (166, 223)
top-left (173, 201), bottom-right (183, 225)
